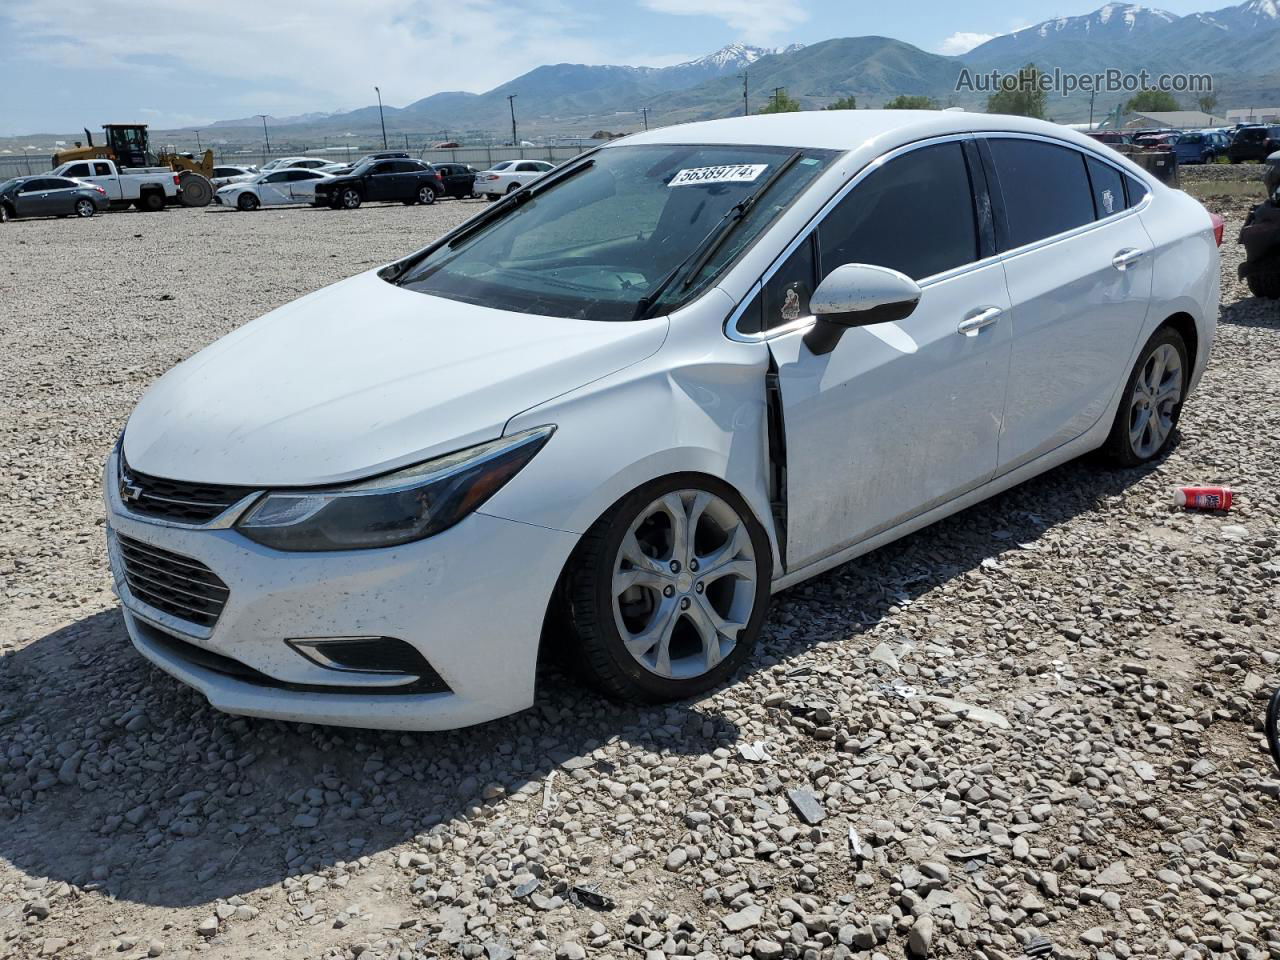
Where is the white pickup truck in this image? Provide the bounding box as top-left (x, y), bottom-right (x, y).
top-left (50, 158), bottom-right (180, 211)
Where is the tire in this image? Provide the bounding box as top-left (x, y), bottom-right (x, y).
top-left (0, 204), bottom-right (10, 223)
top-left (417, 185), bottom-right (436, 205)
top-left (236, 192), bottom-right (259, 212)
top-left (1247, 267), bottom-right (1280, 299)
top-left (469, 192), bottom-right (480, 200)
top-left (1102, 326), bottom-right (1189, 467)
top-left (486, 193), bottom-right (499, 202)
top-left (340, 188), bottom-right (362, 209)
top-left (75, 199), bottom-right (95, 218)
top-left (138, 191), bottom-right (164, 212)
top-left (505, 182), bottom-right (522, 194)
top-left (177, 173), bottom-right (213, 207)
top-left (563, 474), bottom-right (772, 703)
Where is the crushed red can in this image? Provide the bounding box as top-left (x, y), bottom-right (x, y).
top-left (1173, 485), bottom-right (1234, 511)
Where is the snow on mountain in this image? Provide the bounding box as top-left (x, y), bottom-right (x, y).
top-left (679, 42), bottom-right (805, 72)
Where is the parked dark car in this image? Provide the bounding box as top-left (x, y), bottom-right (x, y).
top-left (1174, 130), bottom-right (1229, 165)
top-left (1229, 125), bottom-right (1280, 163)
top-left (432, 162), bottom-right (479, 198)
top-left (0, 175), bottom-right (108, 222)
top-left (1086, 131), bottom-right (1132, 146)
top-left (313, 159), bottom-right (446, 209)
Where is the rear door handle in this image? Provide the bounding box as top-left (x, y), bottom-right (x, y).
top-left (1112, 248), bottom-right (1144, 271)
top-left (957, 306), bottom-right (1003, 337)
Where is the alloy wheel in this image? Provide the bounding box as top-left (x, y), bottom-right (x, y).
top-left (1128, 342), bottom-right (1183, 458)
top-left (611, 490), bottom-right (757, 680)
top-left (418, 186), bottom-right (435, 205)
top-left (76, 199), bottom-right (94, 218)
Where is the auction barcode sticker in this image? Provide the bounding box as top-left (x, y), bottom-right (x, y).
top-left (669, 163), bottom-right (768, 187)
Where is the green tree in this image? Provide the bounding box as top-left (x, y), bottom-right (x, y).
top-left (883, 95), bottom-right (937, 110)
top-left (1197, 92), bottom-right (1220, 116)
top-left (986, 63), bottom-right (1047, 118)
top-left (760, 89), bottom-right (802, 114)
top-left (825, 95), bottom-right (858, 110)
top-left (1125, 90), bottom-right (1179, 113)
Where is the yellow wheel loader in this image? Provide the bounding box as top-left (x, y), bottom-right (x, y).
top-left (52, 124), bottom-right (214, 207)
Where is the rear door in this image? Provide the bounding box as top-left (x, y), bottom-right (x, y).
top-left (287, 170), bottom-right (324, 201)
top-left (983, 136), bottom-right (1154, 471)
top-left (257, 171), bottom-right (292, 205)
top-left (761, 138), bottom-right (1013, 570)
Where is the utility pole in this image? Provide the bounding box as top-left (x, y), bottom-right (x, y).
top-left (740, 71), bottom-right (749, 115)
top-left (194, 129), bottom-right (201, 151)
top-left (256, 114), bottom-right (270, 162)
top-left (641, 107), bottom-right (649, 130)
top-left (374, 86), bottom-right (388, 149)
top-left (1089, 89), bottom-right (1096, 128)
top-left (773, 87), bottom-right (784, 111)
top-left (404, 133), bottom-right (410, 150)
top-left (507, 94), bottom-right (519, 146)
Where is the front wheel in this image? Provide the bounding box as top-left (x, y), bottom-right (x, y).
top-left (1, 203), bottom-right (12, 223)
top-left (417, 186), bottom-right (436, 205)
top-left (75, 199), bottom-right (96, 218)
top-left (236, 192), bottom-right (259, 211)
top-left (340, 188), bottom-right (362, 209)
top-left (1102, 326), bottom-right (1188, 467)
top-left (563, 476), bottom-right (772, 703)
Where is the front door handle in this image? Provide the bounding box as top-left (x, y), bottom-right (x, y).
top-left (957, 306), bottom-right (1003, 337)
top-left (1112, 248), bottom-right (1145, 271)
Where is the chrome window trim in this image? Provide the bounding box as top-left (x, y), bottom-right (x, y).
top-left (725, 129), bottom-right (1154, 344)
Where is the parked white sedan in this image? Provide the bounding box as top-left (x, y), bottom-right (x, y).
top-left (213, 169), bottom-right (334, 210)
top-left (107, 111), bottom-right (1219, 730)
top-left (475, 158), bottom-right (555, 199)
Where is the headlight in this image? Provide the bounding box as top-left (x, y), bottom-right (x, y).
top-left (236, 426), bottom-right (553, 551)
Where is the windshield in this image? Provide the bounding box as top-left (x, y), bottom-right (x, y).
top-left (395, 144), bottom-right (837, 321)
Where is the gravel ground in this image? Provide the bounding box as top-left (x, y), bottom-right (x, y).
top-left (1, 188), bottom-right (1278, 960)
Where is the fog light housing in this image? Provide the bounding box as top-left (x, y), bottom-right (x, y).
top-left (287, 636), bottom-right (450, 692)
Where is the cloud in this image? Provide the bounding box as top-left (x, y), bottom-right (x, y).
top-left (938, 31), bottom-right (995, 55)
top-left (2, 0), bottom-right (659, 126)
top-left (639, 0), bottom-right (807, 44)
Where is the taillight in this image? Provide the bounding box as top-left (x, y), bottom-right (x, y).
top-left (1209, 212), bottom-right (1225, 247)
top-left (435, 171), bottom-right (444, 181)
top-left (95, 185), bottom-right (107, 195)
top-left (173, 174), bottom-right (181, 186)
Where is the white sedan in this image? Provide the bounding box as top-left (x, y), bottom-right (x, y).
top-left (107, 111), bottom-right (1219, 730)
top-left (210, 165), bottom-right (258, 187)
top-left (213, 168), bottom-right (334, 210)
top-left (261, 156), bottom-right (347, 174)
top-left (475, 159), bottom-right (555, 199)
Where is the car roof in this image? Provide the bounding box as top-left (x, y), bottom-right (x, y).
top-left (616, 111), bottom-right (1110, 153)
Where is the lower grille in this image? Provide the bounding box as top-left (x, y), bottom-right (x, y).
top-left (119, 456), bottom-right (255, 524)
top-left (117, 534), bottom-right (230, 628)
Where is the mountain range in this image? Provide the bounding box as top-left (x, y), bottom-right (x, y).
top-left (198, 1), bottom-right (1280, 140)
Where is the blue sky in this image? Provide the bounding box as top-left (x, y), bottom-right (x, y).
top-left (1, 0), bottom-right (1221, 135)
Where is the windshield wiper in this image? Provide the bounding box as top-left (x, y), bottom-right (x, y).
top-left (382, 151), bottom-right (599, 283)
top-left (631, 151), bottom-right (803, 322)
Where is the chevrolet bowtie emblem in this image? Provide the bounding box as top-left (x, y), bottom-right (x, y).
top-left (119, 476), bottom-right (143, 504)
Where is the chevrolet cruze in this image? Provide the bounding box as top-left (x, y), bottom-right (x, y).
top-left (106, 112), bottom-right (1221, 730)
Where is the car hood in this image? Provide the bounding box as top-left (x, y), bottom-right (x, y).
top-left (124, 269), bottom-right (669, 486)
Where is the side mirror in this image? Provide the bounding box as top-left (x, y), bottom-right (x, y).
top-left (803, 264), bottom-right (922, 356)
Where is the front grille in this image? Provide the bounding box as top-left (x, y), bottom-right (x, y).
top-left (117, 534), bottom-right (230, 628)
top-left (119, 456), bottom-right (255, 524)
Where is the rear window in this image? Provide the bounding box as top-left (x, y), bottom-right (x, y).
top-left (987, 138), bottom-right (1095, 249)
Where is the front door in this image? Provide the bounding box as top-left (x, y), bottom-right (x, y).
top-left (365, 162), bottom-right (398, 201)
top-left (14, 179), bottom-right (54, 217)
top-left (762, 139), bottom-right (1013, 571)
top-left (982, 137), bottom-right (1154, 471)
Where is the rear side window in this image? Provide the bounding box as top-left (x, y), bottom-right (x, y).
top-left (1125, 174), bottom-right (1150, 208)
top-left (818, 141), bottom-right (978, 281)
top-left (93, 162), bottom-right (112, 175)
top-left (1085, 157), bottom-right (1126, 218)
top-left (987, 138), bottom-right (1095, 248)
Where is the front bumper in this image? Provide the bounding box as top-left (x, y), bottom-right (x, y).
top-left (103, 448), bottom-right (578, 730)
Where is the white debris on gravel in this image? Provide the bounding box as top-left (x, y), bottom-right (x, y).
top-left (1, 190), bottom-right (1279, 960)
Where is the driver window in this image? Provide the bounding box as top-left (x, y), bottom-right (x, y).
top-left (63, 164), bottom-right (91, 178)
top-left (818, 141), bottom-right (979, 281)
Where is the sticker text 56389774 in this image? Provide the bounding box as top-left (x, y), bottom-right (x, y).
top-left (668, 164), bottom-right (769, 187)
